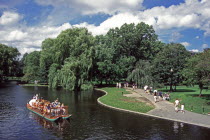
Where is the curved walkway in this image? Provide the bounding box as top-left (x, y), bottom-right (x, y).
top-left (97, 88), bottom-right (210, 128)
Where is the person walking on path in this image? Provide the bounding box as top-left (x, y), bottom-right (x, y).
top-left (174, 99), bottom-right (180, 112)
top-left (154, 90), bottom-right (158, 103)
top-left (181, 103), bottom-right (185, 114)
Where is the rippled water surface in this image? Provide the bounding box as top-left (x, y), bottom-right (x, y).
top-left (0, 81), bottom-right (210, 140)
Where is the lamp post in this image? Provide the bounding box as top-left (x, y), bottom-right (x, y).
top-left (170, 68), bottom-right (173, 92)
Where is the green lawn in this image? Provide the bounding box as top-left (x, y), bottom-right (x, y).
top-left (99, 87), bottom-right (154, 113)
top-left (158, 85), bottom-right (210, 114)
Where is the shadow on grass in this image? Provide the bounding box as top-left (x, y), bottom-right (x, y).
top-left (189, 94), bottom-right (210, 98)
top-left (160, 89), bottom-right (196, 92)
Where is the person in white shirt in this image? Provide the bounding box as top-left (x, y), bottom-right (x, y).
top-left (174, 99), bottom-right (180, 112)
top-left (181, 103), bottom-right (185, 114)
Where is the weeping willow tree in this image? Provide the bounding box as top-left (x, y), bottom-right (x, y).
top-left (48, 63), bottom-right (60, 89)
top-left (127, 60), bottom-right (155, 88)
top-left (58, 63), bottom-right (76, 90)
top-left (45, 27), bottom-right (95, 91)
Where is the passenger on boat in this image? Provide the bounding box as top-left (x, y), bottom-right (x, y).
top-left (33, 94), bottom-right (39, 100)
top-left (47, 104), bottom-right (51, 113)
top-left (61, 103), bottom-right (66, 115)
top-left (29, 99), bottom-right (36, 107)
top-left (50, 102), bottom-right (56, 116)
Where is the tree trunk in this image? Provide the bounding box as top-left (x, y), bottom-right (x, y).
top-left (100, 79), bottom-right (102, 85)
top-left (199, 83), bottom-right (203, 97)
top-left (170, 83), bottom-right (173, 91)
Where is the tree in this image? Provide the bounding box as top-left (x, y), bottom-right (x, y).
top-left (94, 22), bottom-right (160, 83)
top-left (153, 43), bottom-right (190, 91)
top-left (46, 27), bottom-right (95, 90)
top-left (93, 35), bottom-right (117, 83)
top-left (0, 44), bottom-right (20, 81)
top-left (40, 38), bottom-right (56, 82)
top-left (127, 60), bottom-right (155, 88)
top-left (182, 50), bottom-right (210, 96)
top-left (48, 63), bottom-right (60, 88)
top-left (22, 51), bottom-right (41, 82)
top-left (106, 22), bottom-right (158, 61)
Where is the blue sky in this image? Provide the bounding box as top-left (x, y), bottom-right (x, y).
top-left (0, 0), bottom-right (209, 54)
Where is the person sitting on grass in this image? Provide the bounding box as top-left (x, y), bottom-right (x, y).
top-left (159, 91), bottom-right (163, 100)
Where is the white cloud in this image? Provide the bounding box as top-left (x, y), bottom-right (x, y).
top-left (202, 44), bottom-right (208, 49)
top-left (0, 17), bottom-right (72, 55)
top-left (72, 0), bottom-right (210, 38)
top-left (189, 49), bottom-right (199, 52)
top-left (2, 0), bottom-right (210, 55)
top-left (33, 0), bottom-right (210, 38)
top-left (6, 30), bottom-right (28, 41)
top-left (0, 11), bottom-right (22, 25)
top-left (181, 42), bottom-right (190, 47)
top-left (195, 36), bottom-right (199, 39)
top-left (35, 0), bottom-right (144, 15)
top-left (75, 12), bottom-right (140, 35)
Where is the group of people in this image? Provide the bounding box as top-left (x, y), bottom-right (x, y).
top-left (29, 94), bottom-right (66, 116)
top-left (116, 82), bottom-right (129, 88)
top-left (143, 85), bottom-right (170, 103)
top-left (174, 99), bottom-right (185, 113)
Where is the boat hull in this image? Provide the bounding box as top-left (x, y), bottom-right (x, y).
top-left (27, 104), bottom-right (71, 121)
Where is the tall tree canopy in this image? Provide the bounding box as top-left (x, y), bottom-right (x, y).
top-left (41, 28), bottom-right (95, 90)
top-left (182, 50), bottom-right (210, 95)
top-left (93, 22), bottom-right (162, 83)
top-left (22, 51), bottom-right (40, 82)
top-left (127, 60), bottom-right (155, 88)
top-left (0, 44), bottom-right (20, 81)
top-left (20, 22), bottom-right (197, 91)
top-left (153, 43), bottom-right (190, 91)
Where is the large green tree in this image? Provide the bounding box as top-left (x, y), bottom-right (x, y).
top-left (153, 43), bottom-right (190, 91)
top-left (46, 27), bottom-right (95, 90)
top-left (22, 51), bottom-right (41, 82)
top-left (40, 38), bottom-right (56, 82)
top-left (127, 60), bottom-right (155, 88)
top-left (182, 50), bottom-right (210, 96)
top-left (94, 22), bottom-right (161, 83)
top-left (0, 44), bottom-right (20, 81)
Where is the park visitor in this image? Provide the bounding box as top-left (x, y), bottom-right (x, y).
top-left (154, 90), bottom-right (158, 103)
top-left (174, 99), bottom-right (180, 112)
top-left (181, 103), bottom-right (185, 114)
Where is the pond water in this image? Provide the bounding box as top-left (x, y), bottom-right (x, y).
top-left (0, 81), bottom-right (210, 140)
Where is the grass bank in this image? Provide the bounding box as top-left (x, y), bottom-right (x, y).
top-left (159, 86), bottom-right (210, 114)
top-left (99, 87), bottom-right (154, 113)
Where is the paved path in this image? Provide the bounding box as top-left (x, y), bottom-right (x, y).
top-left (130, 88), bottom-right (210, 128)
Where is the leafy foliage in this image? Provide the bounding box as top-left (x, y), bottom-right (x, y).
top-left (22, 51), bottom-right (40, 82)
top-left (182, 50), bottom-right (210, 95)
top-left (127, 60), bottom-right (155, 88)
top-left (0, 44), bottom-right (20, 81)
top-left (153, 43), bottom-right (190, 90)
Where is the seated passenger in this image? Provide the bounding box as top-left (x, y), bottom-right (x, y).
top-left (61, 103), bottom-right (66, 115)
top-left (29, 99), bottom-right (36, 107)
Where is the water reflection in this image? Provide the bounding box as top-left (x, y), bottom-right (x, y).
top-left (29, 112), bottom-right (71, 133)
top-left (173, 122), bottom-right (179, 133)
